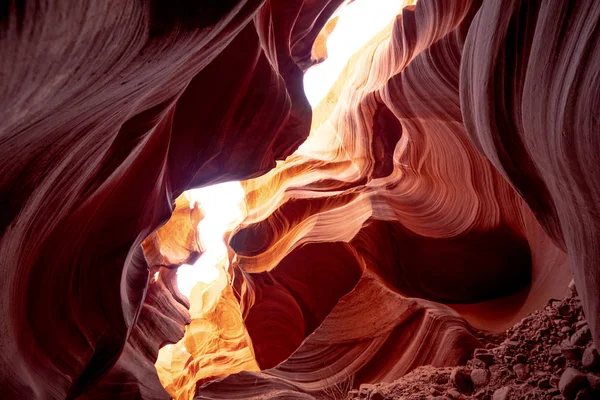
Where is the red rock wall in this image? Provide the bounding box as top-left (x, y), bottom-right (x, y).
top-left (0, 0), bottom-right (342, 398)
top-left (1, 0), bottom-right (598, 399)
top-left (461, 0), bottom-right (600, 354)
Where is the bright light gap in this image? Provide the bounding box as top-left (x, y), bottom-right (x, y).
top-left (303, 0), bottom-right (405, 107)
top-left (176, 181), bottom-right (245, 297)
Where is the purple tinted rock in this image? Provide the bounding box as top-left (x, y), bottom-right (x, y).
top-left (492, 386), bottom-right (511, 400)
top-left (513, 363), bottom-right (530, 381)
top-left (559, 368), bottom-right (588, 399)
top-left (470, 369), bottom-right (490, 387)
top-left (450, 368), bottom-right (472, 395)
top-left (582, 346), bottom-right (600, 371)
top-left (571, 327), bottom-right (592, 346)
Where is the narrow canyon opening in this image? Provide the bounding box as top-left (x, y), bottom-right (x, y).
top-left (175, 181), bottom-right (245, 298)
top-left (154, 181), bottom-right (257, 399)
top-left (154, 1), bottom-right (411, 397)
top-left (150, 0), bottom-right (565, 398)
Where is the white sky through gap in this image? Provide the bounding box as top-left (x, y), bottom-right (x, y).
top-left (176, 181), bottom-right (245, 297)
top-left (175, 0), bottom-right (403, 297)
top-left (303, 0), bottom-right (404, 107)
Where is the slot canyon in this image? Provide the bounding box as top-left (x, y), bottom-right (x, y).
top-left (1, 0), bottom-right (600, 399)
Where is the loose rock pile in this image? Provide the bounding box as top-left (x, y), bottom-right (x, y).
top-left (347, 283), bottom-right (599, 400)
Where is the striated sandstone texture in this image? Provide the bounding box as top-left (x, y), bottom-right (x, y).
top-left (1, 0), bottom-right (599, 399)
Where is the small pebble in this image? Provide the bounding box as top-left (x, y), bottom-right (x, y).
top-left (450, 368), bottom-right (472, 395)
top-left (562, 326), bottom-right (573, 335)
top-left (550, 345), bottom-right (562, 356)
top-left (575, 321), bottom-right (588, 329)
top-left (446, 388), bottom-right (461, 399)
top-left (492, 386), bottom-right (511, 400)
top-left (587, 373), bottom-right (600, 391)
top-left (559, 368), bottom-right (587, 399)
top-left (470, 368), bottom-right (490, 387)
top-left (571, 326), bottom-right (592, 346)
top-left (561, 341), bottom-right (583, 361)
top-left (582, 346), bottom-right (600, 371)
top-left (513, 363), bottom-right (530, 381)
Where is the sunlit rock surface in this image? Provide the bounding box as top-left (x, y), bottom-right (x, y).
top-left (1, 0), bottom-right (599, 399)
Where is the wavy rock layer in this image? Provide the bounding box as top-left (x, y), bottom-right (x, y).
top-left (0, 0), bottom-right (342, 398)
top-left (1, 0), bottom-right (599, 399)
top-left (198, 0), bottom-right (594, 397)
top-left (461, 0), bottom-right (600, 352)
top-left (196, 271), bottom-right (480, 399)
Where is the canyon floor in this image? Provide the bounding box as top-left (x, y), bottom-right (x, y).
top-left (347, 283), bottom-right (600, 400)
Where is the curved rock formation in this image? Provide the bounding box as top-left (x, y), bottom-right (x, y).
top-left (460, 0), bottom-right (600, 351)
top-left (0, 0), bottom-right (341, 398)
top-left (1, 0), bottom-right (598, 399)
top-left (195, 270), bottom-right (481, 400)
